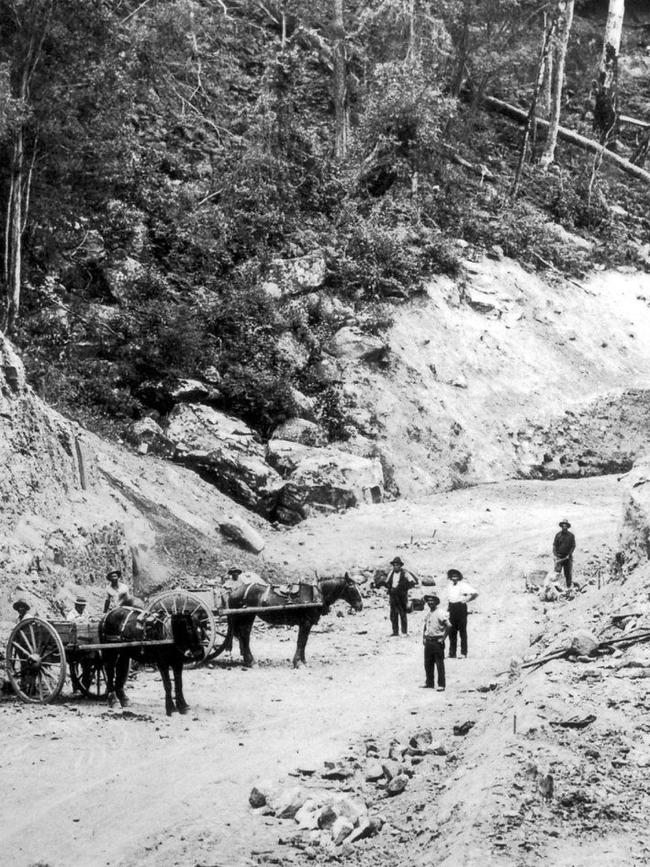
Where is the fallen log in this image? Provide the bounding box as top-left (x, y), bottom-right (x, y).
top-left (482, 95), bottom-right (650, 185)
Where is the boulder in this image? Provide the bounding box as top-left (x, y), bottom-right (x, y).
top-left (294, 799), bottom-right (321, 830)
top-left (386, 775), bottom-right (408, 796)
top-left (167, 404), bottom-right (283, 516)
top-left (331, 817), bottom-right (355, 846)
top-left (219, 517), bottom-right (265, 554)
top-left (364, 761), bottom-right (384, 782)
top-left (249, 783), bottom-right (276, 809)
top-left (380, 760), bottom-right (401, 781)
top-left (270, 252), bottom-right (327, 296)
top-left (348, 817), bottom-right (382, 844)
top-left (569, 629), bottom-right (598, 657)
top-left (271, 419), bottom-right (328, 448)
top-left (266, 441), bottom-right (384, 516)
top-left (289, 387), bottom-right (317, 421)
top-left (123, 418), bottom-right (175, 458)
top-left (273, 787), bottom-right (308, 820)
top-left (326, 327), bottom-right (389, 363)
top-left (137, 378), bottom-right (219, 411)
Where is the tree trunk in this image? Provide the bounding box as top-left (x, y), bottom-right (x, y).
top-left (483, 94), bottom-right (650, 185)
top-left (540, 13), bottom-right (553, 117)
top-left (512, 13), bottom-right (557, 197)
top-left (332, 0), bottom-right (348, 158)
top-left (539, 0), bottom-right (575, 169)
top-left (594, 0), bottom-right (625, 141)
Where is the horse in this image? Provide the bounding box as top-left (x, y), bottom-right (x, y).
top-left (102, 606), bottom-right (203, 716)
top-left (215, 574), bottom-right (364, 668)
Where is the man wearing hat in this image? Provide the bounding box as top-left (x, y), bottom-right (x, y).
top-left (66, 596), bottom-right (88, 621)
top-left (386, 556), bottom-right (419, 636)
top-left (422, 594), bottom-right (450, 690)
top-left (553, 519), bottom-right (576, 588)
top-left (447, 569), bottom-right (478, 658)
top-left (12, 599), bottom-right (30, 622)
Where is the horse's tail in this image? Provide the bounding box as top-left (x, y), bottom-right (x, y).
top-left (213, 611), bottom-right (235, 658)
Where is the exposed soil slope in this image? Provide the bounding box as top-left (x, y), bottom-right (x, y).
top-left (342, 261), bottom-right (650, 496)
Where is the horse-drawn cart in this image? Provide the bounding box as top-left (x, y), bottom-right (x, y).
top-left (4, 616), bottom-right (174, 704)
top-left (146, 583), bottom-right (325, 667)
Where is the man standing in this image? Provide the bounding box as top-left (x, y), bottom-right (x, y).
top-left (422, 594), bottom-right (449, 690)
top-left (104, 569), bottom-right (132, 612)
top-left (66, 596), bottom-right (88, 621)
top-left (447, 568), bottom-right (478, 659)
top-left (386, 556), bottom-right (418, 636)
top-left (553, 519), bottom-right (576, 588)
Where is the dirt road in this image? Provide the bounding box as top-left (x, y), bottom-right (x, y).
top-left (0, 477), bottom-right (622, 867)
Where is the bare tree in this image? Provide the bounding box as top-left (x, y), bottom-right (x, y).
top-left (594, 0), bottom-right (625, 143)
top-left (2, 0), bottom-right (51, 334)
top-left (332, 0), bottom-right (348, 158)
top-left (539, 0), bottom-right (574, 170)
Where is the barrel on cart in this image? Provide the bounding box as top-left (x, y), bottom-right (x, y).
top-left (146, 583), bottom-right (324, 667)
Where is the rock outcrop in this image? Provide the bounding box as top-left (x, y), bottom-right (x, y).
top-left (620, 456), bottom-right (650, 570)
top-left (166, 404), bottom-right (284, 516)
top-left (267, 440), bottom-right (384, 523)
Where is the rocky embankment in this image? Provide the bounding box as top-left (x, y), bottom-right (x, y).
top-left (121, 254), bottom-right (650, 519)
top-left (0, 334), bottom-right (275, 632)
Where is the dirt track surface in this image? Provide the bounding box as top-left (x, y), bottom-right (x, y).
top-left (0, 477), bottom-right (623, 867)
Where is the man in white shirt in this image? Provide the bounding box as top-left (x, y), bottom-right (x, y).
top-left (447, 568), bottom-right (478, 659)
top-left (66, 596), bottom-right (88, 621)
top-left (422, 595), bottom-right (450, 690)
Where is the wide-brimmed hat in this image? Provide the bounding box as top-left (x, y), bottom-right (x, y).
top-left (227, 567), bottom-right (243, 576)
top-left (75, 596), bottom-right (87, 605)
top-left (106, 569), bottom-right (121, 581)
top-left (424, 594), bottom-right (440, 605)
top-left (558, 519), bottom-right (571, 528)
top-left (390, 557), bottom-right (404, 567)
top-left (447, 568), bottom-right (463, 580)
top-left (12, 599), bottom-right (29, 611)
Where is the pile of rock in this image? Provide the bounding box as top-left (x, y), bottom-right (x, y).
top-left (249, 727), bottom-right (446, 853)
top-left (249, 782), bottom-right (382, 852)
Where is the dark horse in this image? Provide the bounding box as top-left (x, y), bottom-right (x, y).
top-left (216, 574), bottom-right (364, 668)
top-left (102, 607), bottom-right (203, 716)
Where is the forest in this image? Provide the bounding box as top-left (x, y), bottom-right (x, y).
top-left (0, 0), bottom-right (648, 438)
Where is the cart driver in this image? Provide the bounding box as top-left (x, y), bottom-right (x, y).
top-left (12, 599), bottom-right (30, 622)
top-left (104, 569), bottom-right (133, 612)
top-left (66, 596), bottom-right (88, 621)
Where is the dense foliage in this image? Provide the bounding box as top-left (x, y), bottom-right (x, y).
top-left (0, 0), bottom-right (648, 437)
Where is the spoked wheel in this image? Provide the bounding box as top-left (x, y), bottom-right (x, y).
top-left (207, 611), bottom-right (236, 662)
top-left (147, 591), bottom-right (216, 668)
top-left (6, 618), bottom-right (66, 703)
top-left (69, 654), bottom-right (108, 699)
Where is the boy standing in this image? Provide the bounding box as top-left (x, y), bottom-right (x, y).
top-left (422, 594), bottom-right (450, 691)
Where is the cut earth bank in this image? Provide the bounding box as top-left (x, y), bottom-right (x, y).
top-left (2, 473), bottom-right (647, 867)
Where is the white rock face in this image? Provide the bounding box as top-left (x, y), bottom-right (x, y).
top-left (267, 440), bottom-right (384, 517)
top-left (167, 404), bottom-right (283, 516)
top-left (326, 326), bottom-right (388, 362)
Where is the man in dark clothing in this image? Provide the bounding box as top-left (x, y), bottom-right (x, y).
top-left (447, 569), bottom-right (478, 658)
top-left (553, 519), bottom-right (576, 588)
top-left (422, 595), bottom-right (450, 690)
top-left (386, 556), bottom-right (418, 636)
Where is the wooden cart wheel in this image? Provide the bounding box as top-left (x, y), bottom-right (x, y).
top-left (5, 618), bottom-right (66, 703)
top-left (147, 590), bottom-right (217, 668)
top-left (208, 611), bottom-right (233, 661)
top-left (69, 654), bottom-right (108, 699)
